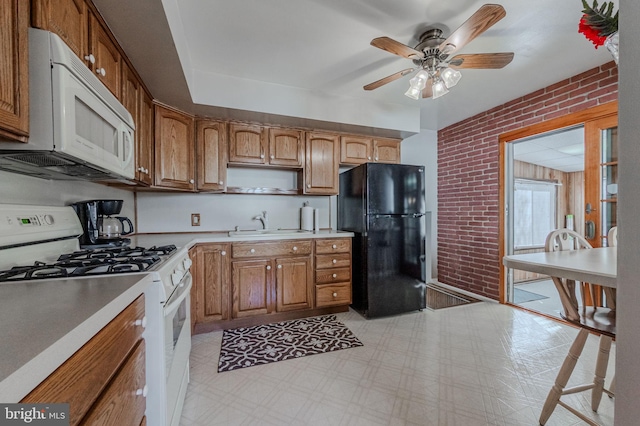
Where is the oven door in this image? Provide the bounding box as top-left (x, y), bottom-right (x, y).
top-left (163, 271), bottom-right (192, 426)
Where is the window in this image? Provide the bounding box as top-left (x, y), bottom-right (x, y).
top-left (514, 179), bottom-right (557, 249)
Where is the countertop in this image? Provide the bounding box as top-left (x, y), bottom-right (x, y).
top-left (0, 230), bottom-right (354, 402)
top-left (0, 273), bottom-right (153, 402)
top-left (130, 229), bottom-right (355, 251)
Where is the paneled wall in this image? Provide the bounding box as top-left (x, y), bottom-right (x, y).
top-left (437, 62), bottom-right (617, 299)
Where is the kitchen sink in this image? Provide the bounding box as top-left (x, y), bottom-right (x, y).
top-left (228, 229), bottom-right (313, 237)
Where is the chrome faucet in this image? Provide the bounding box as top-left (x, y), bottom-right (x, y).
top-left (252, 211), bottom-right (268, 229)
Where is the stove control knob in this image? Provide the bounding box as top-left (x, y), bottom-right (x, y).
top-left (183, 258), bottom-right (192, 270)
top-left (171, 272), bottom-right (182, 286)
top-left (43, 214), bottom-right (54, 225)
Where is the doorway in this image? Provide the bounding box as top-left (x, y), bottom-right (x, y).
top-left (498, 102), bottom-right (618, 316)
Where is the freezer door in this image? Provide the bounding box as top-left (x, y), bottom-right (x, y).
top-left (366, 163), bottom-right (425, 215)
top-left (365, 214), bottom-right (426, 318)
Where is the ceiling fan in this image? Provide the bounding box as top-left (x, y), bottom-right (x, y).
top-left (364, 4), bottom-right (514, 99)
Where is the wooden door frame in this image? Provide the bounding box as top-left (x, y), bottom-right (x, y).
top-left (497, 101), bottom-right (618, 304)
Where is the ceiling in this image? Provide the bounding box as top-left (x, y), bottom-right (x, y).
top-left (93, 0), bottom-right (617, 135)
top-left (513, 127), bottom-right (585, 173)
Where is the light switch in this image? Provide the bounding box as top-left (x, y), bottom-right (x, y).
top-left (191, 213), bottom-right (201, 226)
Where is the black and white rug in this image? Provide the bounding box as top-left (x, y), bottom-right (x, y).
top-left (218, 315), bottom-right (363, 372)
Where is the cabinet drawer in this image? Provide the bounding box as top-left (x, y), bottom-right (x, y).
top-left (316, 283), bottom-right (351, 307)
top-left (232, 240), bottom-right (311, 258)
top-left (315, 253), bottom-right (351, 269)
top-left (315, 238), bottom-right (351, 254)
top-left (22, 296), bottom-right (145, 425)
top-left (80, 340), bottom-right (146, 426)
top-left (315, 267), bottom-right (351, 284)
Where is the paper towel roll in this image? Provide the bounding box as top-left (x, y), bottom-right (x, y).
top-left (314, 208), bottom-right (319, 232)
top-left (301, 205), bottom-right (314, 231)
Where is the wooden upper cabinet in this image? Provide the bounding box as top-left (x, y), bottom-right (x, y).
top-left (154, 104), bottom-right (195, 191)
top-left (31, 0), bottom-right (88, 59)
top-left (268, 128), bottom-right (304, 167)
top-left (373, 138), bottom-right (401, 164)
top-left (304, 132), bottom-right (340, 195)
top-left (196, 119), bottom-right (227, 192)
top-left (228, 123), bottom-right (267, 165)
top-left (137, 91), bottom-right (154, 186)
top-left (0, 0), bottom-right (29, 142)
top-left (88, 12), bottom-right (121, 97)
top-left (340, 135), bottom-right (373, 165)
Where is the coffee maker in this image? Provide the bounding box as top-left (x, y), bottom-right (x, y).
top-left (71, 200), bottom-right (134, 248)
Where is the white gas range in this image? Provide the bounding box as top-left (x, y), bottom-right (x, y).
top-left (0, 204), bottom-right (192, 426)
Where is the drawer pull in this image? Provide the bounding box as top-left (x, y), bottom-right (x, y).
top-left (277, 264), bottom-right (282, 269)
top-left (221, 250), bottom-right (226, 256)
top-left (136, 385), bottom-right (149, 397)
top-left (134, 317), bottom-right (147, 328)
top-left (293, 246), bottom-right (298, 251)
top-left (332, 259), bottom-right (337, 264)
top-left (332, 292), bottom-right (338, 298)
top-left (250, 248), bottom-right (256, 253)
top-left (332, 244), bottom-right (337, 249)
top-left (332, 273), bottom-right (337, 278)
top-left (266, 265), bottom-right (271, 270)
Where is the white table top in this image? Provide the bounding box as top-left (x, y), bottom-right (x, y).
top-left (503, 247), bottom-right (617, 288)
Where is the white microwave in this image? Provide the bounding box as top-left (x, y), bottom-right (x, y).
top-left (0, 28), bottom-right (135, 182)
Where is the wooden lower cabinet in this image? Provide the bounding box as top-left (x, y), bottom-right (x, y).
top-left (192, 237), bottom-right (351, 332)
top-left (22, 296), bottom-right (146, 426)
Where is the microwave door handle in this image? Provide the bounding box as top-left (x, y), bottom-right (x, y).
top-left (122, 128), bottom-right (134, 166)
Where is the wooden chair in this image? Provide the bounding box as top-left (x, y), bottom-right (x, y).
top-left (608, 226), bottom-right (618, 247)
top-left (539, 228), bottom-right (615, 426)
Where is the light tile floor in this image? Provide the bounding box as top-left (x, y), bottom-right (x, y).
top-left (180, 302), bottom-right (615, 426)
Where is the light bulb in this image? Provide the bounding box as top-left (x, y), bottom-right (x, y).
top-left (441, 67), bottom-right (462, 88)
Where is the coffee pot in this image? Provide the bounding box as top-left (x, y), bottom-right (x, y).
top-left (98, 215), bottom-right (133, 239)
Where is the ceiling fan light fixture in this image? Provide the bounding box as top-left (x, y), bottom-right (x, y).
top-left (404, 86), bottom-right (422, 100)
top-left (404, 70), bottom-right (429, 99)
top-left (431, 79), bottom-right (449, 99)
top-left (441, 67), bottom-right (462, 88)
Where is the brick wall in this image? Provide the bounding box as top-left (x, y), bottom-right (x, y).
top-left (437, 62), bottom-right (618, 299)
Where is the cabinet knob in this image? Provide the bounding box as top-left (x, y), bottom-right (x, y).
top-left (250, 248), bottom-right (255, 253)
top-left (96, 67), bottom-right (106, 76)
top-left (134, 317), bottom-right (147, 328)
top-left (136, 385), bottom-right (149, 397)
top-left (375, 157), bottom-right (379, 161)
top-left (260, 154), bottom-right (265, 159)
top-left (84, 54), bottom-right (96, 64)
top-left (137, 166), bottom-right (143, 172)
top-left (307, 184), bottom-right (311, 188)
top-left (367, 156), bottom-right (371, 160)
top-left (332, 244), bottom-right (337, 249)
top-left (221, 250), bottom-right (226, 256)
top-left (266, 265), bottom-right (271, 270)
top-left (332, 292), bottom-right (338, 298)
top-left (332, 259), bottom-right (337, 264)
top-left (332, 273), bottom-right (337, 278)
top-left (219, 181), bottom-right (224, 185)
top-left (189, 179), bottom-right (195, 184)
top-left (144, 168), bottom-right (149, 174)
top-left (293, 246), bottom-right (297, 251)
top-left (270, 155), bottom-right (274, 159)
top-left (277, 264), bottom-right (282, 269)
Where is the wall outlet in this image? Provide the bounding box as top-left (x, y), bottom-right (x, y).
top-left (191, 213), bottom-right (201, 226)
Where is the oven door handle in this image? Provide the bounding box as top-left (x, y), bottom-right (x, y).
top-left (164, 272), bottom-right (192, 318)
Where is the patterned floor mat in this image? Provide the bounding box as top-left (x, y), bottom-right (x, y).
top-left (218, 315), bottom-right (363, 372)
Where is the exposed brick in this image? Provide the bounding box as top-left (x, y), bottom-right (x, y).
top-left (437, 62), bottom-right (618, 300)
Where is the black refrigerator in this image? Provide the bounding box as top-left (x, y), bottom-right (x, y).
top-left (338, 163), bottom-right (427, 318)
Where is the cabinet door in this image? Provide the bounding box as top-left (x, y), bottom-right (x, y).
top-left (31, 0), bottom-right (87, 59)
top-left (373, 138), bottom-right (401, 164)
top-left (228, 123), bottom-right (267, 165)
top-left (231, 259), bottom-right (273, 318)
top-left (340, 135), bottom-right (372, 165)
top-left (304, 132), bottom-right (340, 195)
top-left (121, 63), bottom-right (144, 181)
top-left (275, 256), bottom-right (312, 312)
top-left (268, 128), bottom-right (303, 167)
top-left (196, 120), bottom-right (227, 192)
top-left (137, 91), bottom-right (154, 185)
top-left (0, 0), bottom-right (29, 142)
top-left (195, 244), bottom-right (230, 323)
top-left (154, 104), bottom-right (195, 190)
top-left (88, 12), bottom-right (121, 97)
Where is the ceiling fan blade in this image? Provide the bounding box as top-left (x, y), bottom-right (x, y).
top-left (449, 53), bottom-right (514, 69)
top-left (363, 68), bottom-right (415, 91)
top-left (438, 4), bottom-right (506, 56)
top-left (422, 80), bottom-right (433, 99)
top-left (371, 37), bottom-right (425, 60)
